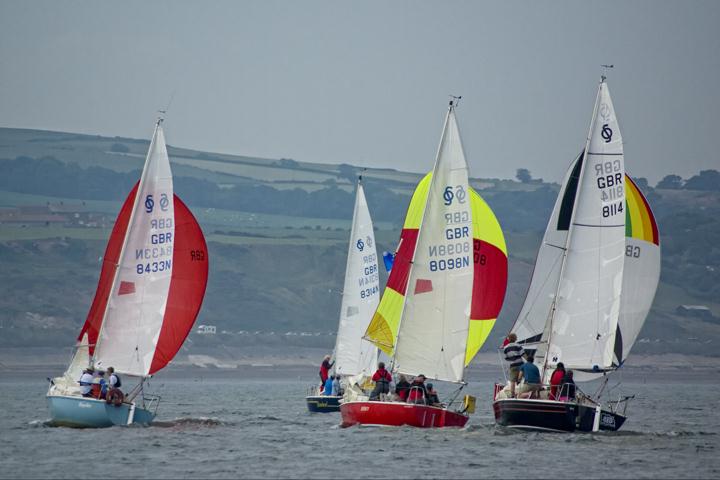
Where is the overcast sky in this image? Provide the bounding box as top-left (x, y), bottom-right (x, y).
top-left (1, 1), bottom-right (718, 184)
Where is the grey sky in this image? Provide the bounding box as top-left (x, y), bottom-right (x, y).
top-left (1, 1), bottom-right (718, 184)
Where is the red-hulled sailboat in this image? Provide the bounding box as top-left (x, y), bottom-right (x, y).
top-left (47, 118), bottom-right (209, 427)
top-left (340, 99), bottom-right (508, 428)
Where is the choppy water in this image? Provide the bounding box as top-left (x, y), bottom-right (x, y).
top-left (1, 367), bottom-right (718, 479)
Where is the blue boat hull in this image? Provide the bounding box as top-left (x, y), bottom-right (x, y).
top-left (306, 395), bottom-right (341, 413)
top-left (47, 395), bottom-right (155, 428)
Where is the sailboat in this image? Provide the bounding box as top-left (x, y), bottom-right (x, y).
top-left (493, 76), bottom-right (661, 432)
top-left (306, 178), bottom-right (380, 413)
top-left (46, 118), bottom-right (209, 427)
top-left (340, 99), bottom-right (508, 428)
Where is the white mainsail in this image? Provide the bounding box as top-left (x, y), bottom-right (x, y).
top-left (333, 181), bottom-right (380, 377)
top-left (93, 123), bottom-right (175, 377)
top-left (393, 104), bottom-right (473, 383)
top-left (546, 80), bottom-right (626, 373)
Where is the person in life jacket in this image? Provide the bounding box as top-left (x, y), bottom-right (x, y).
top-left (107, 367), bottom-right (122, 390)
top-left (78, 367), bottom-right (94, 397)
top-left (394, 374), bottom-right (411, 401)
top-left (319, 355), bottom-right (334, 392)
top-left (370, 362), bottom-right (392, 400)
top-left (407, 374), bottom-right (429, 404)
top-left (91, 370), bottom-right (108, 399)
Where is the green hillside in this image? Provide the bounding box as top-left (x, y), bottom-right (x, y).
top-left (1, 127), bottom-right (718, 358)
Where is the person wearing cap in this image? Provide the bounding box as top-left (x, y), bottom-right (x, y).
top-left (407, 374), bottom-right (429, 404)
top-left (78, 367), bottom-right (94, 397)
top-left (319, 355), bottom-right (334, 392)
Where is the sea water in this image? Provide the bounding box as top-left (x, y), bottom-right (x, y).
top-left (0, 366), bottom-right (718, 479)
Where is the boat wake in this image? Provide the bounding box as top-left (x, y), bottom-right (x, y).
top-left (151, 417), bottom-right (229, 428)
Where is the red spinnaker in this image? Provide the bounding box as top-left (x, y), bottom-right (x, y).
top-left (79, 182), bottom-right (209, 375)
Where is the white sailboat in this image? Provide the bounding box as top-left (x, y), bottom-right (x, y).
top-left (341, 99), bottom-right (508, 428)
top-left (306, 178), bottom-right (380, 412)
top-left (47, 118), bottom-right (209, 427)
top-left (493, 76), bottom-right (661, 432)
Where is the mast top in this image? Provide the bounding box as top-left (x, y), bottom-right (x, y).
top-left (449, 95), bottom-right (462, 108)
top-left (600, 64), bottom-right (614, 83)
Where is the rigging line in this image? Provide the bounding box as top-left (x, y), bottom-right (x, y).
top-left (516, 250), bottom-right (564, 330)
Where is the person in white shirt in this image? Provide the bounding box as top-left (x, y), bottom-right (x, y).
top-left (78, 367), bottom-right (94, 397)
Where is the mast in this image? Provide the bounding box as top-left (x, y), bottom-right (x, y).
top-left (92, 116), bottom-right (164, 373)
top-left (392, 97), bottom-right (473, 383)
top-left (541, 78), bottom-right (605, 381)
top-left (333, 174), bottom-right (380, 377)
top-left (389, 100), bottom-right (456, 375)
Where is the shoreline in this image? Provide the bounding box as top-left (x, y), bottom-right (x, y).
top-left (2, 346), bottom-right (719, 382)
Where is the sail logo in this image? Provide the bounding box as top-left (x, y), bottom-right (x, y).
top-left (365, 236), bottom-right (373, 248)
top-left (599, 103), bottom-right (611, 121)
top-left (144, 193), bottom-right (170, 212)
top-left (443, 185), bottom-right (467, 205)
top-left (159, 193), bottom-right (169, 211)
top-left (145, 195), bottom-right (154, 213)
top-left (356, 239), bottom-right (365, 251)
top-left (601, 124), bottom-right (613, 143)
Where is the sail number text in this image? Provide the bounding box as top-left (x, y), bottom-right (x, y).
top-left (428, 212), bottom-right (472, 271)
top-left (358, 253), bottom-right (379, 299)
top-left (135, 213), bottom-right (174, 275)
top-left (595, 160), bottom-right (624, 218)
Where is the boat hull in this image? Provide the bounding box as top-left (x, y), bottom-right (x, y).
top-left (340, 401), bottom-right (468, 428)
top-left (306, 395), bottom-right (341, 413)
top-left (47, 395), bottom-right (155, 428)
top-left (493, 398), bottom-right (626, 432)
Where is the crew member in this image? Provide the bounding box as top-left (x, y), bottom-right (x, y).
top-left (370, 362), bottom-right (392, 400)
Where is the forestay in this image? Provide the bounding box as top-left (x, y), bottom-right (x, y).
top-left (547, 81), bottom-right (626, 372)
top-left (393, 106), bottom-right (474, 383)
top-left (512, 152), bottom-right (582, 352)
top-left (334, 181), bottom-right (380, 377)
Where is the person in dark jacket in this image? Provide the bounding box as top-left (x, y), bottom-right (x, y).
top-left (560, 369), bottom-right (576, 401)
top-left (394, 374), bottom-right (410, 401)
top-left (426, 383), bottom-right (440, 406)
top-left (370, 362), bottom-right (392, 400)
top-left (407, 374), bottom-right (429, 404)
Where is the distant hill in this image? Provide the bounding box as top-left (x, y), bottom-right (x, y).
top-left (0, 127), bottom-right (718, 358)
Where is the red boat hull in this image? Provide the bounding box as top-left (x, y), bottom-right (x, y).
top-left (340, 401), bottom-right (469, 428)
